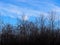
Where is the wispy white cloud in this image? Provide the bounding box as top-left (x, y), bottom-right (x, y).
top-left (0, 2), bottom-right (43, 18)
top-left (0, 0), bottom-right (60, 21)
top-left (15, 0), bottom-right (59, 11)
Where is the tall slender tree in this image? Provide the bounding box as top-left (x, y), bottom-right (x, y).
top-left (49, 11), bottom-right (55, 30)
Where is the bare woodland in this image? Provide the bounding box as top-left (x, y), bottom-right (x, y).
top-left (0, 11), bottom-right (60, 45)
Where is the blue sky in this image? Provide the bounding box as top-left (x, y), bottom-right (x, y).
top-left (0, 0), bottom-right (60, 25)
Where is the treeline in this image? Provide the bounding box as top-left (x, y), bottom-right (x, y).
top-left (0, 11), bottom-right (60, 45)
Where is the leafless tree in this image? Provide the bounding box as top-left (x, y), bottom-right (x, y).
top-left (48, 11), bottom-right (56, 30)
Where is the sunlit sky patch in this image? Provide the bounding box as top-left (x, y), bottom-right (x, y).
top-left (0, 0), bottom-right (60, 25)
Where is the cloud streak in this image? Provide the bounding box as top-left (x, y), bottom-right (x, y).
top-left (0, 0), bottom-right (60, 21)
top-left (0, 2), bottom-right (42, 18)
